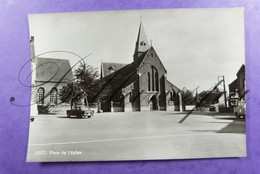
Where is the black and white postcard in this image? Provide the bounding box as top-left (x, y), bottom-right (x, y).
top-left (27, 8), bottom-right (246, 162)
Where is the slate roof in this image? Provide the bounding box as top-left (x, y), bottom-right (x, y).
top-left (236, 64), bottom-right (245, 76)
top-left (93, 50), bottom-right (149, 102)
top-left (134, 22), bottom-right (150, 54)
top-left (36, 57), bottom-right (74, 83)
top-left (166, 80), bottom-right (180, 93)
top-left (228, 79), bottom-right (238, 93)
top-left (101, 62), bottom-right (127, 78)
top-left (198, 91), bottom-right (223, 106)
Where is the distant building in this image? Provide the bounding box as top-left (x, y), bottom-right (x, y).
top-left (30, 37), bottom-right (74, 114)
top-left (94, 22), bottom-right (181, 112)
top-left (229, 64), bottom-right (246, 106)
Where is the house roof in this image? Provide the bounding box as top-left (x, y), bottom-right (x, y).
top-left (236, 64), bottom-right (245, 76)
top-left (93, 50), bottom-right (149, 102)
top-left (198, 91), bottom-right (223, 106)
top-left (166, 80), bottom-right (180, 93)
top-left (101, 62), bottom-right (127, 78)
top-left (228, 79), bottom-right (238, 93)
top-left (36, 57), bottom-right (74, 83)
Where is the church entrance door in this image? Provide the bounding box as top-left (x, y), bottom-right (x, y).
top-left (149, 95), bottom-right (158, 111)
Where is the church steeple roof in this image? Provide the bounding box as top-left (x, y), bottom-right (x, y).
top-left (134, 22), bottom-right (150, 60)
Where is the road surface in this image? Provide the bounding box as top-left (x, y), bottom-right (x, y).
top-left (27, 111), bottom-right (246, 162)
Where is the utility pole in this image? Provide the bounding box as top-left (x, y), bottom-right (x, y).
top-left (178, 80), bottom-right (223, 123)
top-left (223, 76), bottom-right (227, 108)
top-left (218, 75), bottom-right (227, 108)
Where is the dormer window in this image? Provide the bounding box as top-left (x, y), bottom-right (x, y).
top-left (108, 66), bottom-right (114, 71)
top-left (140, 41), bottom-right (146, 46)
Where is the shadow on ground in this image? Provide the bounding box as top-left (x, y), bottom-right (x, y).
top-left (217, 120), bottom-right (246, 134)
top-left (214, 117), bottom-right (237, 121)
top-left (189, 119), bottom-right (245, 134)
top-left (169, 111), bottom-right (235, 116)
top-left (57, 116), bottom-right (91, 119)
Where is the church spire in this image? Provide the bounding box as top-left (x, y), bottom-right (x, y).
top-left (134, 22), bottom-right (150, 61)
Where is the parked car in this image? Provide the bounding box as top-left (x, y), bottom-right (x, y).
top-left (67, 107), bottom-right (94, 118)
top-left (209, 106), bottom-right (216, 112)
top-left (234, 101), bottom-right (245, 119)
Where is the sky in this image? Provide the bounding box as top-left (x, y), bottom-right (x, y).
top-left (28, 8), bottom-right (245, 93)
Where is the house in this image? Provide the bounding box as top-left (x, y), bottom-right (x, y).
top-left (30, 36), bottom-right (74, 114)
top-left (93, 22), bottom-right (181, 112)
top-left (229, 64), bottom-right (246, 106)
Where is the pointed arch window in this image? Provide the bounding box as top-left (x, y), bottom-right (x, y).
top-left (129, 92), bottom-right (132, 103)
top-left (155, 71), bottom-right (159, 91)
top-left (37, 87), bottom-right (45, 105)
top-left (148, 72), bottom-right (151, 91)
top-left (170, 91), bottom-right (176, 101)
top-left (152, 68), bottom-right (155, 91)
top-left (151, 66), bottom-right (159, 92)
top-left (50, 87), bottom-right (58, 105)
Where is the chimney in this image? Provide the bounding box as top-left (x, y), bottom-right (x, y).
top-left (30, 36), bottom-right (35, 62)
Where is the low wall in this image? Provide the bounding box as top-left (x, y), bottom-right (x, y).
top-left (46, 104), bottom-right (71, 115)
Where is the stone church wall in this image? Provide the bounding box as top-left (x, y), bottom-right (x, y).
top-left (124, 93), bottom-right (133, 112)
top-left (137, 48), bottom-right (167, 111)
top-left (35, 82), bottom-right (70, 114)
top-left (140, 92), bottom-right (152, 111)
top-left (132, 80), bottom-right (140, 111)
top-left (165, 81), bottom-right (180, 111)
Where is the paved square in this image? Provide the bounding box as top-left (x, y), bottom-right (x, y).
top-left (27, 111), bottom-right (246, 162)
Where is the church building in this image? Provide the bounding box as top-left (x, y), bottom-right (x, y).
top-left (94, 22), bottom-right (181, 112)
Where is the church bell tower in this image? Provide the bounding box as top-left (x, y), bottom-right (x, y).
top-left (133, 22), bottom-right (150, 61)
